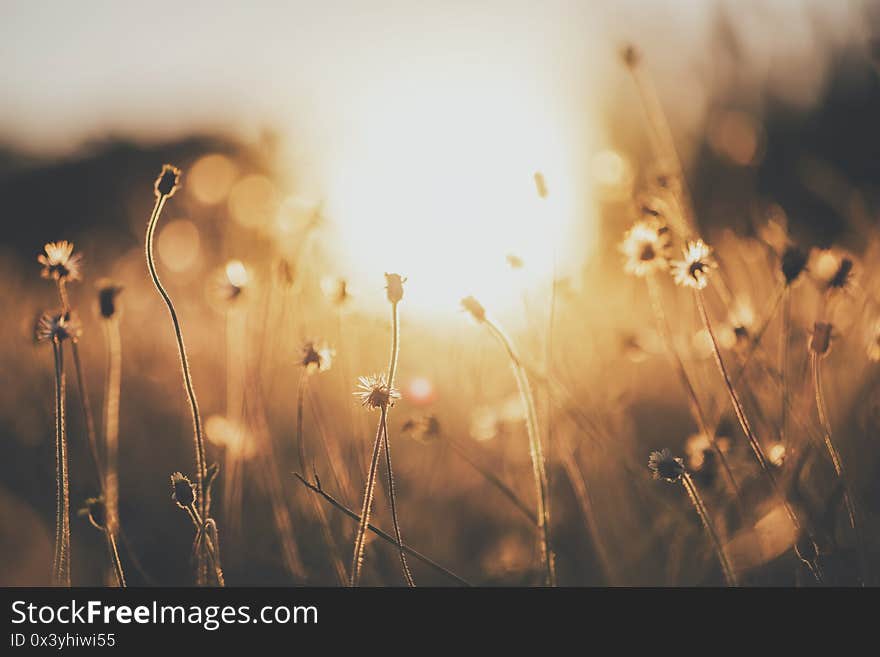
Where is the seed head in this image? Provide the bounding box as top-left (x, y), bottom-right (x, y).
top-left (672, 240), bottom-right (716, 290)
top-left (354, 374), bottom-right (400, 410)
top-left (648, 448), bottom-right (685, 483)
top-left (461, 296), bottom-right (486, 323)
top-left (35, 311), bottom-right (82, 344)
top-left (170, 472), bottom-right (196, 509)
top-left (780, 245), bottom-right (808, 285)
top-left (97, 282), bottom-right (123, 319)
top-left (809, 322), bottom-right (833, 357)
top-left (301, 341), bottom-right (334, 374)
top-left (38, 241), bottom-right (82, 283)
top-left (385, 273), bottom-right (406, 304)
top-left (620, 218), bottom-right (671, 277)
top-left (154, 164), bottom-right (181, 198)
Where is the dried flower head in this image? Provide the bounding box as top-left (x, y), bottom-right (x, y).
top-left (97, 282), bottom-right (123, 319)
top-left (809, 322), bottom-right (833, 357)
top-left (354, 374), bottom-right (400, 410)
top-left (402, 415), bottom-right (441, 443)
top-left (672, 240), bottom-right (716, 290)
top-left (385, 273), bottom-right (406, 304)
top-left (461, 296), bottom-right (486, 323)
top-left (620, 219), bottom-right (671, 277)
top-left (827, 257), bottom-right (854, 291)
top-left (38, 241), bottom-right (82, 283)
top-left (648, 448), bottom-right (685, 483)
top-left (154, 164), bottom-right (181, 198)
top-left (301, 341), bottom-right (334, 374)
top-left (170, 472), bottom-right (196, 509)
top-left (35, 311), bottom-right (82, 343)
top-left (780, 245), bottom-right (808, 285)
top-left (82, 496), bottom-right (107, 531)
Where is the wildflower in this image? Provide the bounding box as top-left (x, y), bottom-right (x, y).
top-left (809, 322), bottom-right (833, 357)
top-left (97, 282), bottom-right (123, 319)
top-left (780, 245), bottom-right (808, 285)
top-left (38, 241), bottom-right (82, 282)
top-left (461, 296), bottom-right (486, 323)
top-left (170, 472), bottom-right (196, 509)
top-left (354, 374), bottom-right (400, 410)
top-left (154, 164), bottom-right (181, 198)
top-left (648, 448), bottom-right (685, 483)
top-left (672, 240), bottom-right (716, 290)
top-left (35, 311), bottom-right (82, 343)
top-left (82, 497), bottom-right (107, 531)
top-left (301, 341), bottom-right (333, 374)
top-left (620, 219), bottom-right (671, 277)
top-left (385, 273), bottom-right (406, 304)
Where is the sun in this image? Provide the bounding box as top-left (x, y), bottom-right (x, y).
top-left (312, 72), bottom-right (595, 315)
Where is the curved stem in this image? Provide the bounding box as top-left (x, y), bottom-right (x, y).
top-left (146, 193), bottom-right (213, 584)
top-left (682, 473), bottom-right (738, 586)
top-left (380, 300), bottom-right (414, 585)
top-left (349, 408), bottom-right (386, 586)
top-left (145, 195), bottom-right (206, 513)
top-left (381, 411), bottom-right (415, 586)
top-left (484, 318), bottom-right (556, 586)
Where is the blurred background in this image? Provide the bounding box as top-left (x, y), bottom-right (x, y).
top-left (2, 0), bottom-right (880, 586)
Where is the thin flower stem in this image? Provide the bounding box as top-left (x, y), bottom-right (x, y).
top-left (349, 409), bottom-right (386, 586)
top-left (694, 289), bottom-right (823, 583)
top-left (294, 473), bottom-right (471, 586)
top-left (646, 274), bottom-right (745, 517)
top-left (382, 300), bottom-right (415, 586)
top-left (102, 318), bottom-right (121, 537)
top-left (484, 318), bottom-right (556, 586)
top-left (51, 339), bottom-right (71, 586)
top-left (104, 530), bottom-right (126, 587)
top-left (185, 506), bottom-right (225, 586)
top-left (145, 193), bottom-right (213, 584)
top-left (381, 410), bottom-right (415, 586)
top-left (681, 473), bottom-right (738, 586)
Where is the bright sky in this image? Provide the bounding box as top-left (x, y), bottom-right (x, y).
top-left (1, 0), bottom-right (862, 312)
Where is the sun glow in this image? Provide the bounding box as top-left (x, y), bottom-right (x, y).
top-left (319, 75), bottom-right (593, 315)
